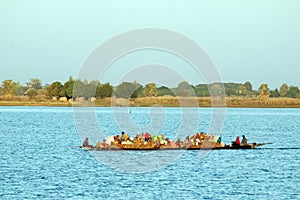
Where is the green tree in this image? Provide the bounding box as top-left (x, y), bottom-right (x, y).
top-left (244, 81), bottom-right (253, 92)
top-left (15, 82), bottom-right (25, 95)
top-left (237, 85), bottom-right (247, 96)
top-left (63, 77), bottom-right (75, 99)
top-left (133, 81), bottom-right (143, 97)
top-left (45, 81), bottom-right (63, 97)
top-left (286, 86), bottom-right (300, 98)
top-left (143, 83), bottom-right (158, 97)
top-left (209, 83), bottom-right (225, 96)
top-left (25, 88), bottom-right (38, 99)
top-left (114, 82), bottom-right (142, 98)
top-left (96, 82), bottom-right (113, 98)
top-left (194, 84), bottom-right (210, 97)
top-left (27, 78), bottom-right (42, 89)
top-left (279, 84), bottom-right (288, 97)
top-left (259, 84), bottom-right (270, 99)
top-left (0, 80), bottom-right (17, 97)
top-left (225, 88), bottom-right (235, 96)
top-left (270, 89), bottom-right (280, 97)
top-left (73, 79), bottom-right (85, 98)
top-left (157, 86), bottom-right (175, 96)
top-left (223, 83), bottom-right (241, 96)
top-left (83, 80), bottom-right (97, 99)
top-left (243, 81), bottom-right (253, 96)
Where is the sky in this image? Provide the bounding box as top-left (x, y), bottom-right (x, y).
top-left (0, 0), bottom-right (299, 89)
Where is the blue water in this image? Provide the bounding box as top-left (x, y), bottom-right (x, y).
top-left (0, 107), bottom-right (299, 199)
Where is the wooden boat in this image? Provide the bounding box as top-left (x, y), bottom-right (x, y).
top-left (78, 142), bottom-right (271, 151)
top-left (187, 142), bottom-right (270, 150)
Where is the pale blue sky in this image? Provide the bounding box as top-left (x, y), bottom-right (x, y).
top-left (0, 0), bottom-right (299, 89)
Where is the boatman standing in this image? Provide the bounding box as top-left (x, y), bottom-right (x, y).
top-left (83, 137), bottom-right (89, 147)
top-left (217, 136), bottom-right (222, 144)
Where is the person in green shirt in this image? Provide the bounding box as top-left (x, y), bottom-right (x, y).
top-left (217, 136), bottom-right (222, 144)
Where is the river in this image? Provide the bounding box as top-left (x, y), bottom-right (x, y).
top-left (0, 107), bottom-right (299, 199)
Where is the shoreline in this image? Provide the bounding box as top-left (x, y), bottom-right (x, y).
top-left (1, 97), bottom-right (300, 108)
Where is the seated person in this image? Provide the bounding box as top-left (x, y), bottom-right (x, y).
top-left (95, 142), bottom-right (101, 149)
top-left (241, 135), bottom-right (248, 145)
top-left (235, 136), bottom-right (240, 145)
top-left (101, 139), bottom-right (107, 148)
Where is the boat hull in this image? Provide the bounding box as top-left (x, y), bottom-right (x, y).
top-left (79, 143), bottom-right (269, 151)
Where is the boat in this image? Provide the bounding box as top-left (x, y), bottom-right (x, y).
top-left (186, 142), bottom-right (270, 150)
top-left (78, 142), bottom-right (271, 151)
top-left (78, 132), bottom-right (271, 151)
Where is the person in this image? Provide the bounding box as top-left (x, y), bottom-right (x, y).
top-left (95, 142), bottom-right (101, 149)
top-left (217, 136), bottom-right (222, 144)
top-left (145, 132), bottom-right (151, 142)
top-left (83, 137), bottom-right (89, 147)
top-left (121, 131), bottom-right (125, 141)
top-left (235, 136), bottom-right (240, 145)
top-left (101, 139), bottom-right (107, 148)
top-left (241, 135), bottom-right (248, 145)
top-left (200, 132), bottom-right (205, 140)
top-left (185, 136), bottom-right (191, 148)
top-left (155, 137), bottom-right (161, 148)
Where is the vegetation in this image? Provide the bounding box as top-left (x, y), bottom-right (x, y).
top-left (259, 84), bottom-right (270, 99)
top-left (176, 81), bottom-right (195, 97)
top-left (286, 86), bottom-right (300, 98)
top-left (96, 82), bottom-right (113, 98)
top-left (0, 77), bottom-right (300, 107)
top-left (143, 83), bottom-right (158, 97)
top-left (157, 86), bottom-right (175, 96)
top-left (27, 78), bottom-right (42, 90)
top-left (46, 81), bottom-right (63, 98)
top-left (0, 80), bottom-right (17, 97)
top-left (114, 82), bottom-right (142, 98)
top-left (280, 84), bottom-right (288, 97)
top-left (25, 88), bottom-right (38, 99)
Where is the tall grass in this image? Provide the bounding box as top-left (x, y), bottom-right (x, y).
top-left (1, 95), bottom-right (300, 107)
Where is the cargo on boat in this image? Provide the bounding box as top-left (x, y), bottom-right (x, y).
top-left (79, 132), bottom-right (271, 151)
top-left (80, 142), bottom-right (269, 151)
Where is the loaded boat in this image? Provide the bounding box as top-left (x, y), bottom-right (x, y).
top-left (79, 132), bottom-right (271, 151)
top-left (80, 143), bottom-right (270, 151)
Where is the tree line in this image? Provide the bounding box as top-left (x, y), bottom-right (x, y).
top-left (0, 77), bottom-right (299, 99)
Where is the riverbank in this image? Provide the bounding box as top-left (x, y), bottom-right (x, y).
top-left (1, 96), bottom-right (300, 108)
